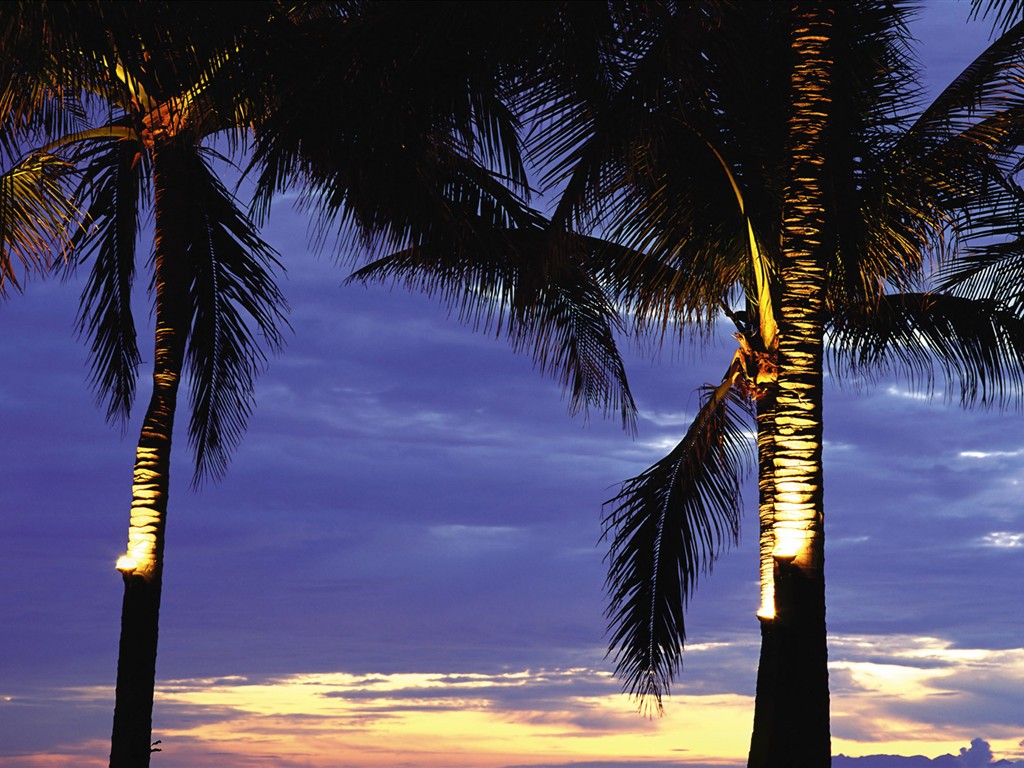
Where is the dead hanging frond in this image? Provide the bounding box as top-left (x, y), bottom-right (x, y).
top-left (602, 376), bottom-right (754, 714)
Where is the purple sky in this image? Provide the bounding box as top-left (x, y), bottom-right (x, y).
top-left (1, 3), bottom-right (1022, 767)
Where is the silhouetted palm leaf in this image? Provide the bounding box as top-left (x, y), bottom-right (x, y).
top-left (971, 0), bottom-right (1023, 32)
top-left (830, 292), bottom-right (1024, 408)
top-left (602, 379), bottom-right (753, 712)
top-left (175, 147), bottom-right (288, 486)
top-left (61, 136), bottom-right (146, 424)
top-left (936, 237), bottom-right (1024, 305)
top-left (348, 221), bottom-right (637, 430)
top-left (871, 22), bottom-right (1024, 290)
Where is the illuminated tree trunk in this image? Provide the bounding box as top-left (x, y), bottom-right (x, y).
top-left (109, 140), bottom-right (189, 768)
top-left (749, 5), bottom-right (832, 767)
top-left (755, 389), bottom-right (778, 622)
top-left (748, 390), bottom-right (780, 763)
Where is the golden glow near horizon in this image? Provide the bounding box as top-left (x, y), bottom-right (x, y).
top-left (830, 639), bottom-right (1024, 761)
top-left (4, 642), bottom-right (1024, 768)
top-left (136, 668), bottom-right (753, 768)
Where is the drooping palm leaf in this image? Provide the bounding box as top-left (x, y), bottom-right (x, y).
top-left (508, 251), bottom-right (636, 432)
top-left (971, 0), bottom-right (1023, 33)
top-left (914, 18), bottom-right (1024, 134)
top-left (829, 291), bottom-right (1024, 408)
top-left (347, 220), bottom-right (637, 430)
top-left (60, 135), bottom-right (146, 424)
top-left (176, 147), bottom-right (288, 486)
top-left (935, 236), bottom-right (1024, 305)
top-left (602, 377), bottom-right (753, 712)
top-left (875, 21), bottom-right (1024, 286)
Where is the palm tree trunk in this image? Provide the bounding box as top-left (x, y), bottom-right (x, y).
top-left (748, 390), bottom-right (780, 765)
top-left (748, 5), bottom-right (833, 767)
top-left (109, 140), bottom-right (189, 768)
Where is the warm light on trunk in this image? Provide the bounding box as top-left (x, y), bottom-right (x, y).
top-left (109, 138), bottom-right (190, 768)
top-left (748, 6), bottom-right (833, 767)
top-left (756, 395), bottom-right (777, 620)
top-left (116, 446), bottom-right (165, 577)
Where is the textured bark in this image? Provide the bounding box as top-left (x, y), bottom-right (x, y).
top-left (755, 388), bottom-right (778, 620)
top-left (748, 390), bottom-right (780, 766)
top-left (749, 5), bottom-right (833, 767)
top-left (109, 140), bottom-right (189, 768)
top-left (110, 575), bottom-right (163, 767)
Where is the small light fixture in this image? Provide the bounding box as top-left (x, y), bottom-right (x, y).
top-left (115, 555), bottom-right (137, 574)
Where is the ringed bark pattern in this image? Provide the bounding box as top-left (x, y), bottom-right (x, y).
top-left (110, 139), bottom-right (191, 768)
top-left (750, 5), bottom-right (833, 768)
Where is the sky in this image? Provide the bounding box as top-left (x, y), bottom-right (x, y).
top-left (1, 2), bottom-right (1023, 767)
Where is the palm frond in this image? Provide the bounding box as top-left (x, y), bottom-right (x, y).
top-left (911, 19), bottom-right (1024, 135)
top-left (513, 251), bottom-right (636, 432)
top-left (602, 378), bottom-right (753, 713)
top-left (971, 0), bottom-right (1024, 39)
top-left (935, 236), bottom-right (1024, 304)
top-left (178, 147), bottom-right (289, 486)
top-left (247, 1), bottom-right (530, 234)
top-left (0, 152), bottom-right (80, 297)
top-left (61, 136), bottom-right (146, 425)
top-left (347, 221), bottom-right (637, 431)
top-left (829, 291), bottom-right (1024, 409)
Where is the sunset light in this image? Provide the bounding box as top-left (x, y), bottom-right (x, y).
top-left (2, 5), bottom-right (1023, 768)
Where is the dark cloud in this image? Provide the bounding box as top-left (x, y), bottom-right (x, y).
top-left (0, 692), bottom-right (110, 756)
top-left (835, 739), bottom-right (1024, 768)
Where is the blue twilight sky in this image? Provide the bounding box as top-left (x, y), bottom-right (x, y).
top-left (1, 3), bottom-right (1023, 767)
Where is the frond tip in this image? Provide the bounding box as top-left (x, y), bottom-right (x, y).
top-left (602, 381), bottom-right (753, 713)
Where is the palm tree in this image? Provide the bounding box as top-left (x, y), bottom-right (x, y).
top-left (5, 4), bottom-right (642, 765)
top-left (1, 4), bottom-right (290, 764)
top-left (574, 4), bottom-right (1024, 766)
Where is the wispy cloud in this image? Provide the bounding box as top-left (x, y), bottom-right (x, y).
top-left (976, 532), bottom-right (1024, 549)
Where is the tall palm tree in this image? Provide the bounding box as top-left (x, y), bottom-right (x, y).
top-left (573, 4), bottom-right (1024, 766)
top-left (5, 4), bottom-right (641, 765)
top-left (1, 4), bottom-right (290, 764)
